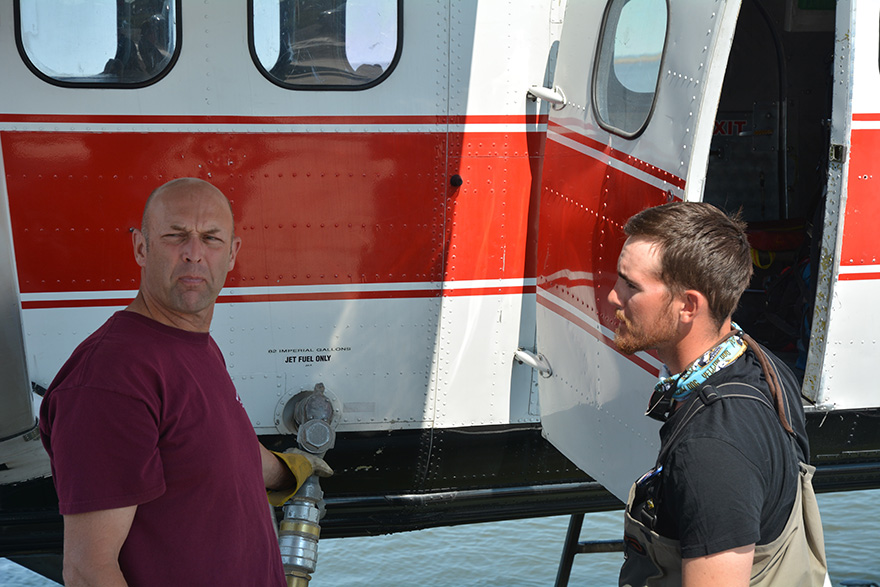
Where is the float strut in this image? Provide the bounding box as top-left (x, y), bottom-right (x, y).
top-left (554, 513), bottom-right (624, 587)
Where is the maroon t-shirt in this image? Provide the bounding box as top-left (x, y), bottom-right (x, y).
top-left (40, 311), bottom-right (285, 586)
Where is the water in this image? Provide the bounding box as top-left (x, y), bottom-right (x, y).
top-left (3, 489), bottom-right (878, 586)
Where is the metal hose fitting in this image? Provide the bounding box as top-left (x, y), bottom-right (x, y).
top-left (278, 476), bottom-right (325, 587)
top-left (277, 383), bottom-right (336, 586)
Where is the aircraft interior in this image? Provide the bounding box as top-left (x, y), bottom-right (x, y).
top-left (705, 0), bottom-right (836, 381)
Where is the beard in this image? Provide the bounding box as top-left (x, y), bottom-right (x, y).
top-left (613, 306), bottom-right (678, 355)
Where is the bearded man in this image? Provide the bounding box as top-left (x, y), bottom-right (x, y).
top-left (608, 202), bottom-right (827, 587)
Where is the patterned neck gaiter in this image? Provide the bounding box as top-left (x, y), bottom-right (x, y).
top-left (645, 323), bottom-right (747, 422)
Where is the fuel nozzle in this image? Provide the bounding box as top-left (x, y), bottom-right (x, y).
top-left (278, 476), bottom-right (324, 587)
top-left (277, 383), bottom-right (336, 587)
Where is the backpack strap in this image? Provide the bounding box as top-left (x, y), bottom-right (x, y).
top-left (655, 379), bottom-right (777, 466)
top-left (741, 331), bottom-right (795, 435)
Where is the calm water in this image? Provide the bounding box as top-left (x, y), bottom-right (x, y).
top-left (2, 489), bottom-right (878, 586)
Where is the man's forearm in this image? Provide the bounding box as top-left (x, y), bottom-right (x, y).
top-left (63, 560), bottom-right (129, 587)
top-left (62, 506), bottom-right (136, 587)
top-left (260, 443), bottom-right (296, 490)
top-left (682, 545), bottom-right (755, 587)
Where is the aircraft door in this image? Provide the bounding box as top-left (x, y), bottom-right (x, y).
top-left (533, 0), bottom-right (743, 501)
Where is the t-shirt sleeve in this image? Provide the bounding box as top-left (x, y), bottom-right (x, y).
top-left (665, 437), bottom-right (765, 558)
top-left (47, 386), bottom-right (166, 515)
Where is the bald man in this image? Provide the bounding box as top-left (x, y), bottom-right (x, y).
top-left (40, 179), bottom-right (326, 586)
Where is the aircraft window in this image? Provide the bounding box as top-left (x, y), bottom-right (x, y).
top-left (251, 0), bottom-right (401, 90)
top-left (593, 0), bottom-right (668, 137)
top-left (15, 0), bottom-right (178, 87)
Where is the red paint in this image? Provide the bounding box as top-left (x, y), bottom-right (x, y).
top-left (20, 298), bottom-right (135, 310)
top-left (19, 284), bottom-right (538, 310)
top-left (841, 129), bottom-right (880, 266)
top-left (535, 120), bottom-right (677, 375)
top-left (838, 272), bottom-right (880, 281)
top-left (537, 134), bottom-right (671, 336)
top-left (5, 113), bottom-right (676, 324)
top-left (3, 122), bottom-right (541, 299)
top-left (548, 120), bottom-right (686, 189)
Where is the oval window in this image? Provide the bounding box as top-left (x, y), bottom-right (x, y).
top-left (593, 0), bottom-right (668, 137)
top-left (251, 0), bottom-right (402, 90)
top-left (16, 0), bottom-right (179, 88)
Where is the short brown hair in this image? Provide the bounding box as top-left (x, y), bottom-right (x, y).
top-left (624, 202), bottom-right (752, 327)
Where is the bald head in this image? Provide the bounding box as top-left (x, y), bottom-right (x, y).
top-left (141, 178), bottom-right (235, 246)
top-left (130, 177), bottom-right (242, 332)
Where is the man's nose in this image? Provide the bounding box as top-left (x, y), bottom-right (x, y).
top-left (607, 282), bottom-right (622, 308)
top-left (181, 237), bottom-right (204, 262)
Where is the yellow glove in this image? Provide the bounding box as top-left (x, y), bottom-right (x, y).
top-left (267, 448), bottom-right (333, 506)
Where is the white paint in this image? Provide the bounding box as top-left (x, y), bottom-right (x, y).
top-left (21, 288), bottom-right (538, 434)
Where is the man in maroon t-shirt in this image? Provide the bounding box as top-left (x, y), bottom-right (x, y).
top-left (40, 178), bottom-right (329, 585)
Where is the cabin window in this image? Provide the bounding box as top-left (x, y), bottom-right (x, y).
top-left (251, 0), bottom-right (401, 90)
top-left (15, 0), bottom-right (178, 87)
top-left (593, 0), bottom-right (667, 137)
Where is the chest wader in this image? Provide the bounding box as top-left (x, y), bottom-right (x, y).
top-left (619, 384), bottom-right (827, 587)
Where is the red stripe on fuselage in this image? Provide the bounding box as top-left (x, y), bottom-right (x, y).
top-left (2, 125), bottom-right (541, 295)
top-left (841, 129), bottom-right (880, 265)
top-left (536, 119), bottom-right (674, 376)
top-left (838, 272), bottom-right (880, 281)
top-left (537, 130), bottom-right (672, 335)
top-left (19, 284), bottom-right (538, 309)
top-left (547, 121), bottom-right (686, 189)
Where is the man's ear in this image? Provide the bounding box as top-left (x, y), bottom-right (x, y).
top-left (132, 229), bottom-right (147, 267)
top-left (227, 235), bottom-right (242, 271)
top-left (678, 289), bottom-right (709, 325)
